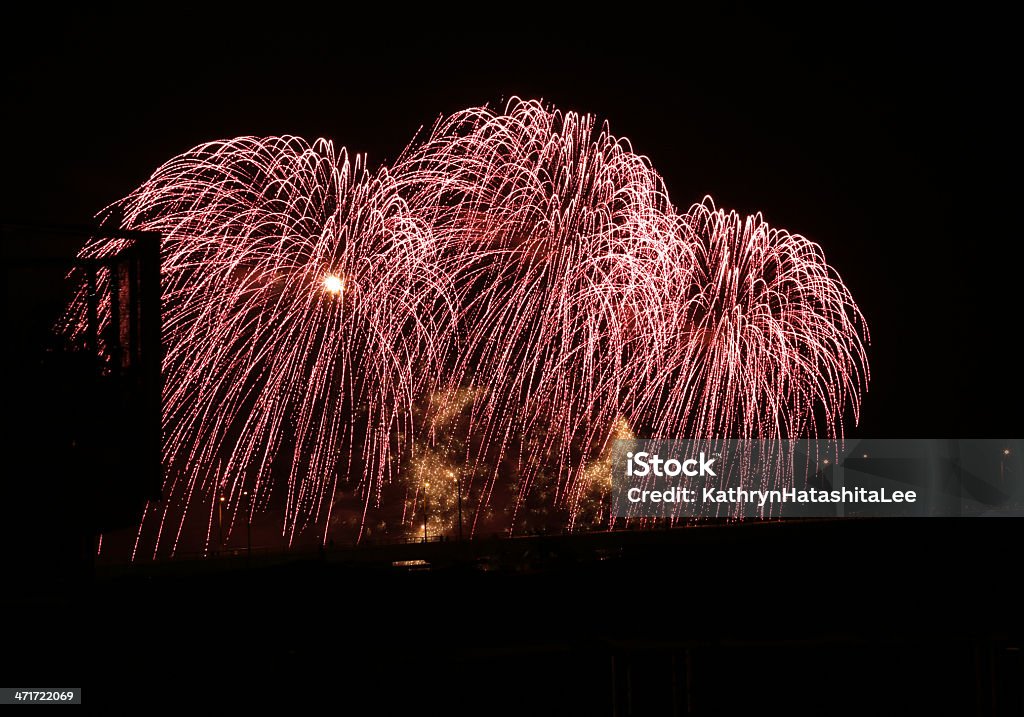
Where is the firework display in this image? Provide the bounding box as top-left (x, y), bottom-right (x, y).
top-left (62, 98), bottom-right (868, 555)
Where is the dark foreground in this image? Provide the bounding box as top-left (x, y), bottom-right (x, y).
top-left (8, 520), bottom-right (1022, 714)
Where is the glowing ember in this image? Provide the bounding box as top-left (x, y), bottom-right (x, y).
top-left (323, 274), bottom-right (344, 295)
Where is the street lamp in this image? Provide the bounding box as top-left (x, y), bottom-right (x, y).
top-left (242, 490), bottom-right (251, 555)
top-left (454, 472), bottom-right (463, 541)
top-left (217, 494), bottom-right (225, 547)
top-left (423, 482), bottom-right (430, 543)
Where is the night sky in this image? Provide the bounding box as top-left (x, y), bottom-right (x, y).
top-left (6, 7), bottom-right (1018, 438)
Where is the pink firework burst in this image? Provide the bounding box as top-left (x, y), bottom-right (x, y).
top-left (63, 98), bottom-right (869, 554)
top-left (392, 98), bottom-right (695, 526)
top-left (665, 198), bottom-right (869, 441)
top-left (65, 136), bottom-right (456, 554)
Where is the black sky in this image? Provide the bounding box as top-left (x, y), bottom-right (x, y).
top-left (5, 6), bottom-right (1019, 437)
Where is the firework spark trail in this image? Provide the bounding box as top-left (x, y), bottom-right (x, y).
top-left (63, 98), bottom-right (869, 554)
